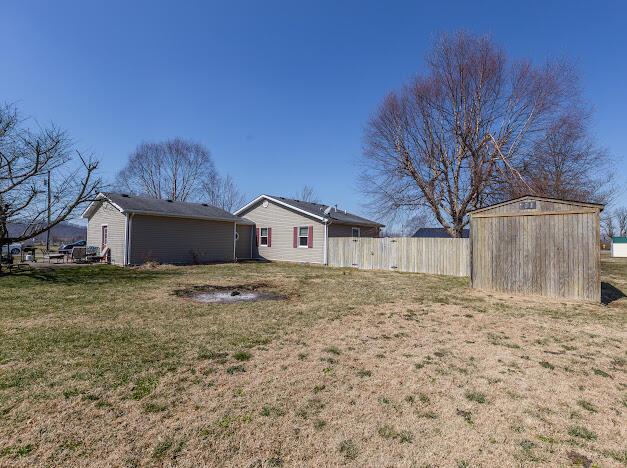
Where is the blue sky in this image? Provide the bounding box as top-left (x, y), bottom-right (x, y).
top-left (2, 0), bottom-right (626, 217)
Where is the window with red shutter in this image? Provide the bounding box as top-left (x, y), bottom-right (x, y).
top-left (293, 227), bottom-right (298, 248)
top-left (259, 228), bottom-right (269, 246)
top-left (297, 226), bottom-right (310, 248)
top-left (268, 228), bottom-right (272, 247)
top-left (307, 225), bottom-right (313, 248)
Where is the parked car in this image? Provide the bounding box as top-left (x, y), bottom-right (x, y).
top-left (1, 242), bottom-right (23, 260)
top-left (58, 240), bottom-right (86, 254)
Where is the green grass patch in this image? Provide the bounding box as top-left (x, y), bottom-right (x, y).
top-left (233, 351), bottom-right (252, 361)
top-left (576, 399), bottom-right (597, 413)
top-left (567, 425), bottom-right (597, 441)
top-left (131, 376), bottom-right (158, 400)
top-left (465, 391), bottom-right (487, 404)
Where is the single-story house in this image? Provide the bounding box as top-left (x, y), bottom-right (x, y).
top-left (82, 192), bottom-right (255, 265)
top-left (611, 236), bottom-right (627, 257)
top-left (412, 227), bottom-right (470, 238)
top-left (234, 194), bottom-right (384, 264)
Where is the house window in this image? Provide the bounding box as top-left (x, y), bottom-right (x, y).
top-left (101, 225), bottom-right (108, 250)
top-left (260, 228), bottom-right (269, 246)
top-left (352, 227), bottom-right (360, 238)
top-left (298, 226), bottom-right (309, 247)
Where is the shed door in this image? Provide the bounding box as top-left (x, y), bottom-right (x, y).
top-left (101, 225), bottom-right (108, 251)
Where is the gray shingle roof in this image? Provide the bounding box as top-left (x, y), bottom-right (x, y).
top-left (267, 195), bottom-right (384, 227)
top-left (87, 192), bottom-right (254, 224)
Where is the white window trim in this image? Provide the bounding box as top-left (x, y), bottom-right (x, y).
top-left (351, 227), bottom-right (361, 237)
top-left (298, 226), bottom-right (309, 248)
top-left (101, 224), bottom-right (109, 244)
top-left (260, 227), bottom-right (269, 247)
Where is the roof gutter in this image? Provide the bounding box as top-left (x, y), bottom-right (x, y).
top-left (118, 210), bottom-right (253, 224)
top-left (323, 217), bottom-right (332, 266)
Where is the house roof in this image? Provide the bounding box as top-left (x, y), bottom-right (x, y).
top-left (412, 227), bottom-right (469, 239)
top-left (468, 195), bottom-right (604, 215)
top-left (82, 192), bottom-right (254, 224)
top-left (234, 195), bottom-right (384, 227)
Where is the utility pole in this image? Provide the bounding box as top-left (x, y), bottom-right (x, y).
top-left (46, 170), bottom-right (51, 251)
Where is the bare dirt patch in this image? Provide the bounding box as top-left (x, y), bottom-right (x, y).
top-left (173, 283), bottom-right (287, 303)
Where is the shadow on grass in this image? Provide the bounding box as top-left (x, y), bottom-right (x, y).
top-left (601, 282), bottom-right (626, 305)
top-left (1, 265), bottom-right (180, 286)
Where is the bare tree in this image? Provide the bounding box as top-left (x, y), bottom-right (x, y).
top-left (294, 185), bottom-right (318, 203)
top-left (361, 31), bottom-right (607, 237)
top-left (202, 174), bottom-right (246, 212)
top-left (0, 103), bottom-right (100, 262)
top-left (615, 207), bottom-right (627, 237)
top-left (505, 110), bottom-right (613, 202)
top-left (601, 211), bottom-right (615, 241)
top-left (116, 138), bottom-right (215, 201)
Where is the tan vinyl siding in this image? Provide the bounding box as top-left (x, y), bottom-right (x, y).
top-left (235, 224), bottom-right (253, 259)
top-left (328, 223), bottom-right (379, 238)
top-left (129, 215), bottom-right (235, 265)
top-left (240, 200), bottom-right (325, 263)
top-left (86, 201), bottom-right (126, 265)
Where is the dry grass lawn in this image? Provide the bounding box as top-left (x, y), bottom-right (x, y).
top-left (0, 256), bottom-right (625, 467)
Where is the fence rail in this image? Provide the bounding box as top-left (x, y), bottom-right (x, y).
top-left (327, 237), bottom-right (470, 277)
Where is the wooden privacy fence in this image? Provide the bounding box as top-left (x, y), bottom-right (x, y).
top-left (327, 237), bottom-right (470, 277)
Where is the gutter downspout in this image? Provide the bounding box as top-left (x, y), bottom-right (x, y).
top-left (123, 213), bottom-right (129, 266)
top-left (233, 222), bottom-right (237, 262)
top-left (323, 218), bottom-right (330, 266)
top-left (127, 213), bottom-right (134, 266)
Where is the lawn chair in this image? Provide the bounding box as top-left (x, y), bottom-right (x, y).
top-left (85, 245), bottom-right (110, 263)
top-left (70, 247), bottom-right (87, 263)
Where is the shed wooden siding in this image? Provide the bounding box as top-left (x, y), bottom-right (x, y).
top-left (327, 237), bottom-right (470, 277)
top-left (240, 200), bottom-right (325, 263)
top-left (328, 224), bottom-right (379, 238)
top-left (86, 201), bottom-right (126, 265)
top-left (129, 215), bottom-right (235, 264)
top-left (236, 224), bottom-right (253, 259)
top-left (470, 200), bottom-right (601, 301)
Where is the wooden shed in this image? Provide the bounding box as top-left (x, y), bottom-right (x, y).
top-left (469, 196), bottom-right (604, 302)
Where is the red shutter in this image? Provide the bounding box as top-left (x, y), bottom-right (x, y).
top-left (268, 228), bottom-right (272, 247)
top-left (308, 225), bottom-right (313, 248)
top-left (293, 227), bottom-right (298, 248)
top-left (256, 228), bottom-right (260, 246)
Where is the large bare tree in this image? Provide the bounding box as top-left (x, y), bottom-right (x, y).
top-left (505, 110), bottom-right (613, 201)
top-left (202, 173), bottom-right (246, 212)
top-left (0, 103), bottom-right (100, 258)
top-left (116, 138), bottom-right (215, 201)
top-left (615, 207), bottom-right (627, 237)
top-left (601, 211), bottom-right (616, 241)
top-left (362, 31), bottom-right (611, 236)
top-left (293, 185), bottom-right (319, 203)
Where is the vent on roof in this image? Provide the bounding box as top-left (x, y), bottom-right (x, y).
top-left (201, 203), bottom-right (209, 207)
top-left (121, 193), bottom-right (130, 198)
top-left (166, 199), bottom-right (174, 203)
